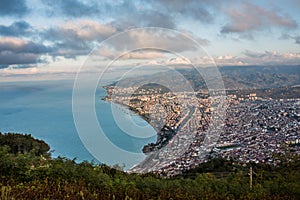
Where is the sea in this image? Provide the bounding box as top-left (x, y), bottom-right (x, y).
top-left (0, 79), bottom-right (157, 169)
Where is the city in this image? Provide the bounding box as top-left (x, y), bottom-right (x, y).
top-left (1, 0), bottom-right (300, 198)
top-left (105, 85), bottom-right (300, 176)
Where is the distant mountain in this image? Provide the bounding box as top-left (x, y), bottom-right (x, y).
top-left (219, 65), bottom-right (300, 89)
top-left (179, 65), bottom-right (300, 90)
top-left (112, 65), bottom-right (300, 90)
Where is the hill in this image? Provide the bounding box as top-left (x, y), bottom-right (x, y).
top-left (0, 133), bottom-right (299, 199)
top-left (111, 65), bottom-right (300, 91)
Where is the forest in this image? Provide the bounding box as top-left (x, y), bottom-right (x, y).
top-left (0, 132), bottom-right (299, 199)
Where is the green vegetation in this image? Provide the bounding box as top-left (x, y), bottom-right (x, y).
top-left (0, 133), bottom-right (299, 199)
top-left (0, 133), bottom-right (50, 156)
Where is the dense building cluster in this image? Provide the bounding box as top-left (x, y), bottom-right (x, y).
top-left (217, 98), bottom-right (300, 164)
top-left (105, 86), bottom-right (300, 176)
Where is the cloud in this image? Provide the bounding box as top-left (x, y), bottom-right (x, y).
top-left (41, 0), bottom-right (176, 28)
top-left (221, 2), bottom-right (297, 35)
top-left (109, 0), bottom-right (219, 29)
top-left (178, 30), bottom-right (210, 45)
top-left (97, 47), bottom-right (166, 60)
top-left (198, 51), bottom-right (300, 66)
top-left (110, 11), bottom-right (176, 30)
top-left (292, 36), bottom-right (300, 44)
top-left (92, 28), bottom-right (209, 62)
top-left (8, 64), bottom-right (34, 69)
top-left (48, 26), bottom-right (209, 59)
top-left (243, 50), bottom-right (265, 58)
top-left (0, 64), bottom-right (35, 70)
top-left (280, 34), bottom-right (300, 45)
top-left (242, 50), bottom-right (300, 65)
top-left (0, 37), bottom-right (50, 54)
top-left (138, 54), bottom-right (245, 67)
top-left (0, 37), bottom-right (51, 65)
top-left (0, 0), bottom-right (29, 16)
top-left (105, 0), bottom-right (176, 29)
top-left (165, 57), bottom-right (190, 65)
top-left (0, 51), bottom-right (38, 65)
top-left (105, 28), bottom-right (207, 53)
top-left (214, 55), bottom-right (246, 66)
top-left (39, 0), bottom-right (219, 30)
top-left (62, 20), bottom-right (116, 40)
top-left (121, 51), bottom-right (165, 60)
top-left (1, 66), bottom-right (38, 75)
top-left (0, 21), bottom-right (33, 36)
top-left (161, 51), bottom-right (300, 67)
top-left (43, 0), bottom-right (100, 17)
top-left (43, 20), bottom-right (116, 57)
top-left (149, 0), bottom-right (216, 23)
top-left (191, 50), bottom-right (300, 66)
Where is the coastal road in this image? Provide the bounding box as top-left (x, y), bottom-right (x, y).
top-left (129, 104), bottom-right (200, 174)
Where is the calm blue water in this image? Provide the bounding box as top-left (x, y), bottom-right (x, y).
top-left (0, 79), bottom-right (156, 168)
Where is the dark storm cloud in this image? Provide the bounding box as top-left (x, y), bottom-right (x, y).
top-left (0, 21), bottom-right (33, 36)
top-left (0, 0), bottom-right (29, 16)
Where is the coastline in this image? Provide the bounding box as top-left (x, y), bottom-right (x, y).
top-left (102, 86), bottom-right (156, 129)
top-left (102, 86), bottom-right (172, 153)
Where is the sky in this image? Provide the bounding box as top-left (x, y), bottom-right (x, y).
top-left (0, 0), bottom-right (300, 81)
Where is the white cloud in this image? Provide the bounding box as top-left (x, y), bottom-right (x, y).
top-left (105, 28), bottom-right (207, 52)
top-left (243, 50), bottom-right (300, 65)
top-left (61, 20), bottom-right (117, 41)
top-left (1, 66), bottom-right (38, 75)
top-left (141, 51), bottom-right (300, 67)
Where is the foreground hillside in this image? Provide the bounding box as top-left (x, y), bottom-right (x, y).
top-left (0, 133), bottom-right (299, 199)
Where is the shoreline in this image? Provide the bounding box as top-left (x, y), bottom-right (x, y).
top-left (102, 86), bottom-right (174, 153)
top-left (102, 86), bottom-right (157, 130)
